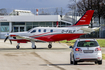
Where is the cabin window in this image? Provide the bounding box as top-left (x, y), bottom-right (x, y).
top-left (31, 30), bottom-right (36, 33)
top-left (38, 29), bottom-right (41, 32)
top-left (50, 29), bottom-right (53, 32)
top-left (44, 29), bottom-right (46, 32)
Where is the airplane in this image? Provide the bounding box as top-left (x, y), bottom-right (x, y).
top-left (4, 10), bottom-right (99, 49)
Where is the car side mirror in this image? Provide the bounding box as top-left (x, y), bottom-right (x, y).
top-left (69, 46), bottom-right (73, 48)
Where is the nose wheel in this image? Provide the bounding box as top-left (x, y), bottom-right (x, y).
top-left (32, 45), bottom-right (36, 49)
top-left (31, 41), bottom-right (37, 49)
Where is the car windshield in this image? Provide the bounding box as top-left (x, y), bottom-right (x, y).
top-left (77, 41), bottom-right (99, 47)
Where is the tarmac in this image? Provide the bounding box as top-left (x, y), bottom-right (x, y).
top-left (0, 39), bottom-right (105, 70)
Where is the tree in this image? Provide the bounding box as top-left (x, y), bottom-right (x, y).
top-left (0, 8), bottom-right (8, 15)
top-left (68, 0), bottom-right (105, 26)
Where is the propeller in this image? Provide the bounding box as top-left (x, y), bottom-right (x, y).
top-left (4, 29), bottom-right (13, 44)
top-left (4, 36), bottom-right (9, 42)
top-left (9, 40), bottom-right (12, 44)
top-left (4, 36), bottom-right (12, 44)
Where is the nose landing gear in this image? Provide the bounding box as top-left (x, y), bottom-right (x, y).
top-left (16, 43), bottom-right (20, 49)
top-left (31, 41), bottom-right (36, 49)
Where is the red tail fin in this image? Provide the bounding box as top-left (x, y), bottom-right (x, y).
top-left (74, 10), bottom-right (94, 26)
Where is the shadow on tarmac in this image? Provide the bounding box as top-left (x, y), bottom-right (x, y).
top-left (40, 63), bottom-right (95, 66)
top-left (0, 48), bottom-right (70, 51)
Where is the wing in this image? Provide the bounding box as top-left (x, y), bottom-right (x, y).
top-left (15, 35), bottom-right (42, 42)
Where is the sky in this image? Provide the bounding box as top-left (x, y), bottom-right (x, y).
top-left (0, 0), bottom-right (71, 9)
top-left (0, 0), bottom-right (77, 14)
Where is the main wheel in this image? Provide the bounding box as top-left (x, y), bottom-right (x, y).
top-left (48, 44), bottom-right (52, 49)
top-left (16, 45), bottom-right (20, 49)
top-left (32, 45), bottom-right (36, 49)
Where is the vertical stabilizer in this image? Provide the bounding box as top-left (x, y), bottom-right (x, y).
top-left (74, 10), bottom-right (94, 26)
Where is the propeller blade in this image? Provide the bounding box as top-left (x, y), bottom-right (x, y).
top-left (4, 36), bottom-right (9, 42)
top-left (9, 40), bottom-right (12, 44)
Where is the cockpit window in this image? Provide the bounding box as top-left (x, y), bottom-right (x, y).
top-left (31, 30), bottom-right (36, 33)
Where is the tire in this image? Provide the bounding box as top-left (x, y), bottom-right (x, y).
top-left (32, 45), bottom-right (36, 49)
top-left (48, 44), bottom-right (52, 49)
top-left (70, 54), bottom-right (73, 64)
top-left (98, 60), bottom-right (102, 65)
top-left (70, 59), bottom-right (73, 64)
top-left (73, 56), bottom-right (77, 65)
top-left (95, 61), bottom-right (97, 64)
top-left (16, 45), bottom-right (20, 49)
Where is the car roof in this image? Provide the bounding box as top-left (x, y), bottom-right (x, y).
top-left (76, 39), bottom-right (96, 42)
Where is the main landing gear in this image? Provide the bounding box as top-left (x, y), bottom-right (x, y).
top-left (16, 43), bottom-right (20, 49)
top-left (15, 42), bottom-right (52, 49)
top-left (48, 42), bottom-right (52, 49)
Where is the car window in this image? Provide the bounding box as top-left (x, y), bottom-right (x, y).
top-left (31, 30), bottom-right (36, 33)
top-left (77, 41), bottom-right (99, 47)
top-left (73, 40), bottom-right (77, 48)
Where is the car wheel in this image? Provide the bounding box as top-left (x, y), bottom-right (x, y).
top-left (98, 60), bottom-right (102, 65)
top-left (70, 54), bottom-right (73, 64)
top-left (73, 56), bottom-right (77, 65)
top-left (95, 61), bottom-right (97, 64)
top-left (70, 60), bottom-right (73, 64)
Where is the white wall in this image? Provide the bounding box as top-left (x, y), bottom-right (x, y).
top-left (0, 15), bottom-right (61, 22)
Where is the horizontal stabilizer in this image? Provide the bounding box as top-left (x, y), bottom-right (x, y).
top-left (79, 27), bottom-right (100, 33)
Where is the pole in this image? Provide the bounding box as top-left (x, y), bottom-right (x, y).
top-left (73, 0), bottom-right (77, 23)
top-left (36, 9), bottom-right (38, 15)
top-left (75, 0), bottom-right (77, 22)
top-left (0, 22), bottom-right (1, 38)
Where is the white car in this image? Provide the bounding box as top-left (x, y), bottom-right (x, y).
top-left (70, 39), bottom-right (102, 65)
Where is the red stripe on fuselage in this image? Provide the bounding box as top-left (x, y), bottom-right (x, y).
top-left (10, 33), bottom-right (84, 43)
top-left (35, 33), bottom-right (84, 42)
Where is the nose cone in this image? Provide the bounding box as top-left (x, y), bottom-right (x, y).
top-left (5, 33), bottom-right (9, 37)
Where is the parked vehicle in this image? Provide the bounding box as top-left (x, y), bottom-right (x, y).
top-left (70, 39), bottom-right (102, 65)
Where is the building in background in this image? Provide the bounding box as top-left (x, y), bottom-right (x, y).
top-left (0, 9), bottom-right (73, 39)
top-left (0, 8), bottom-right (103, 39)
